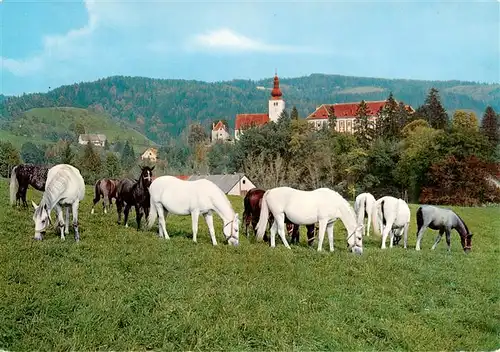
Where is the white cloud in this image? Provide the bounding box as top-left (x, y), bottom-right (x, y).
top-left (1, 0), bottom-right (118, 76)
top-left (188, 28), bottom-right (326, 54)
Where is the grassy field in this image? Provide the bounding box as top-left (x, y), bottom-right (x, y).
top-left (1, 107), bottom-right (155, 150)
top-left (0, 179), bottom-right (499, 351)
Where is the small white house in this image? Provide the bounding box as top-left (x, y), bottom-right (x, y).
top-left (141, 148), bottom-right (158, 162)
top-left (211, 120), bottom-right (230, 143)
top-left (78, 134), bottom-right (107, 147)
top-left (176, 173), bottom-right (257, 196)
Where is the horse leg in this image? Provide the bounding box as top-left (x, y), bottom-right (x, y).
top-left (366, 208), bottom-right (372, 237)
top-left (415, 224), bottom-right (429, 251)
top-left (203, 211), bottom-right (217, 246)
top-left (403, 223), bottom-right (409, 249)
top-left (135, 205), bottom-right (144, 231)
top-left (290, 224), bottom-right (299, 245)
top-left (445, 229), bottom-right (452, 252)
top-left (269, 219), bottom-right (278, 248)
top-left (72, 201), bottom-right (80, 242)
top-left (123, 204), bottom-right (131, 228)
top-left (116, 199), bottom-right (123, 224)
top-left (191, 210), bottom-right (200, 243)
top-left (326, 221), bottom-right (334, 252)
top-left (306, 224), bottom-right (315, 246)
top-left (381, 221), bottom-right (393, 249)
top-left (54, 204), bottom-right (65, 240)
top-left (64, 206), bottom-right (70, 235)
top-left (276, 215), bottom-right (291, 249)
top-left (431, 229), bottom-right (444, 250)
top-left (316, 219), bottom-right (327, 252)
top-left (156, 204), bottom-right (169, 239)
top-left (91, 192), bottom-right (100, 214)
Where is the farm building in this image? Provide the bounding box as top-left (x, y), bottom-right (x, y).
top-left (175, 173), bottom-right (257, 196)
top-left (78, 134), bottom-right (107, 147)
top-left (306, 101), bottom-right (415, 133)
top-left (211, 120), bottom-right (231, 143)
top-left (141, 148), bottom-right (158, 162)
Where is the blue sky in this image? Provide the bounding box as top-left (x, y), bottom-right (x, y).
top-left (1, 0), bottom-right (499, 96)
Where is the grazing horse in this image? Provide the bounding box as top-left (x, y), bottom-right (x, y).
top-left (147, 176), bottom-right (240, 246)
top-left (243, 188), bottom-right (316, 246)
top-left (354, 192), bottom-right (376, 237)
top-left (255, 187), bottom-right (363, 254)
top-left (116, 166), bottom-right (154, 230)
top-left (10, 164), bottom-right (49, 207)
top-left (91, 178), bottom-right (120, 214)
top-left (415, 205), bottom-right (473, 253)
top-left (31, 164), bottom-right (85, 242)
top-left (371, 196), bottom-right (411, 249)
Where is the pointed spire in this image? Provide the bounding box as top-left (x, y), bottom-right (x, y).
top-left (271, 70), bottom-right (282, 99)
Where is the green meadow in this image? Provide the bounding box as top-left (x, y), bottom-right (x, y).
top-left (0, 179), bottom-right (498, 351)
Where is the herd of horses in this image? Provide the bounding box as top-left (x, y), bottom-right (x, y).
top-left (9, 163), bottom-right (474, 253)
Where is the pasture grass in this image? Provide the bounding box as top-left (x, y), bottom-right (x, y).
top-left (0, 179), bottom-right (499, 351)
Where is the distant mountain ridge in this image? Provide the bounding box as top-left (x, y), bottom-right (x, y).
top-left (1, 73), bottom-right (498, 142)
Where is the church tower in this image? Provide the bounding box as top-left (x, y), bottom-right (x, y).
top-left (268, 71), bottom-right (285, 122)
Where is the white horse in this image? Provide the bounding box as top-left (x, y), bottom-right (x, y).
top-left (371, 196), bottom-right (410, 249)
top-left (255, 187), bottom-right (363, 254)
top-left (146, 175), bottom-right (240, 246)
top-left (31, 164), bottom-right (85, 241)
top-left (354, 192), bottom-right (376, 237)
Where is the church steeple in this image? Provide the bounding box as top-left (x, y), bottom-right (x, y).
top-left (270, 71), bottom-right (283, 99)
top-left (268, 70), bottom-right (285, 122)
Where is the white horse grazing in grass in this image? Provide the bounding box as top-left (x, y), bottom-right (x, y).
top-left (147, 176), bottom-right (240, 246)
top-left (31, 164), bottom-right (85, 242)
top-left (371, 196), bottom-right (410, 249)
top-left (255, 187), bottom-right (363, 254)
top-left (354, 192), bottom-right (376, 237)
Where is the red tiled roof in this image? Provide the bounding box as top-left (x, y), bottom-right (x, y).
top-left (235, 113), bottom-right (270, 130)
top-left (212, 120), bottom-right (226, 131)
top-left (306, 101), bottom-right (414, 120)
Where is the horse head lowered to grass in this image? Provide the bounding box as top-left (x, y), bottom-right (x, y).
top-left (255, 186), bottom-right (363, 254)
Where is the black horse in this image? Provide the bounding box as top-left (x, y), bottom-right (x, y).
top-left (116, 166), bottom-right (154, 230)
top-left (10, 164), bottom-right (50, 207)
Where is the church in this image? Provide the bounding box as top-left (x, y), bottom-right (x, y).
top-left (234, 72), bottom-right (285, 140)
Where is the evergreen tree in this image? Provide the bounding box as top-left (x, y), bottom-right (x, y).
top-left (20, 142), bottom-right (45, 164)
top-left (327, 105), bottom-right (337, 132)
top-left (80, 142), bottom-right (102, 183)
top-left (61, 142), bottom-right (74, 165)
top-left (396, 101), bottom-right (410, 130)
top-left (104, 139), bottom-right (110, 151)
top-left (120, 141), bottom-right (135, 170)
top-left (480, 106), bottom-right (499, 147)
top-left (290, 106), bottom-right (299, 120)
top-left (417, 88), bottom-right (449, 130)
top-left (354, 100), bottom-right (373, 146)
top-left (0, 142), bottom-right (21, 178)
top-left (106, 152), bottom-right (121, 177)
top-left (377, 92), bottom-right (399, 139)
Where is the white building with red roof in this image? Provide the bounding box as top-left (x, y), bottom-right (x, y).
top-left (211, 120), bottom-right (230, 143)
top-left (234, 72), bottom-right (285, 140)
top-left (305, 100), bottom-right (415, 133)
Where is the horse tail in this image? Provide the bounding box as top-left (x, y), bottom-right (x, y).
top-left (9, 165), bottom-right (19, 206)
top-left (255, 190), bottom-right (271, 240)
top-left (357, 197), bottom-right (366, 225)
top-left (416, 206), bottom-right (424, 232)
top-left (371, 199), bottom-right (383, 235)
top-left (93, 180), bottom-right (101, 201)
top-left (146, 194), bottom-right (158, 229)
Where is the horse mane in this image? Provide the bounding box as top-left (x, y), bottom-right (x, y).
top-left (455, 213), bottom-right (470, 234)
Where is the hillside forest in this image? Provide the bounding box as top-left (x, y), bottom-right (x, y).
top-left (0, 85), bottom-right (499, 206)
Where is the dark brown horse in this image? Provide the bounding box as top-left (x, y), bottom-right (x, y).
top-left (91, 178), bottom-right (120, 214)
top-left (9, 164), bottom-right (50, 207)
top-left (243, 188), bottom-right (316, 246)
top-left (116, 166), bottom-right (154, 230)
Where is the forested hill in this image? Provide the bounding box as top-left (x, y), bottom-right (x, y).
top-left (1, 74), bottom-right (498, 142)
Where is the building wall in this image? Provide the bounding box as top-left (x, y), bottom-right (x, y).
top-left (227, 175), bottom-right (256, 196)
top-left (268, 98), bottom-right (285, 123)
top-left (308, 116), bottom-right (379, 134)
top-left (212, 129), bottom-right (230, 142)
